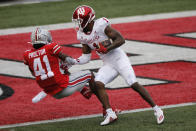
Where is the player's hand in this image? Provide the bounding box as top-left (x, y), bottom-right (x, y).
top-left (65, 57), bottom-right (77, 65)
top-left (60, 61), bottom-right (72, 69)
top-left (60, 61), bottom-right (71, 75)
top-left (95, 43), bottom-right (108, 54)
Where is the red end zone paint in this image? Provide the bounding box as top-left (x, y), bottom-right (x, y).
top-left (113, 16), bottom-right (196, 48)
top-left (0, 16), bottom-right (196, 125)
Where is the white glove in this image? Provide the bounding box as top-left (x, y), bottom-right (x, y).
top-left (65, 57), bottom-right (77, 65)
top-left (60, 60), bottom-right (72, 70)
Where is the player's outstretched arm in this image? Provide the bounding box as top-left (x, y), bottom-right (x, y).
top-left (58, 52), bottom-right (76, 65)
top-left (58, 45), bottom-right (91, 65)
top-left (58, 52), bottom-right (69, 61)
top-left (74, 44), bottom-right (92, 65)
top-left (104, 25), bottom-right (125, 52)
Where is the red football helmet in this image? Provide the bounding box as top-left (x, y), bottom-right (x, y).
top-left (72, 5), bottom-right (95, 31)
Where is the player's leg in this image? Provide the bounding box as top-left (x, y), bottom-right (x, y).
top-left (53, 70), bottom-right (92, 99)
top-left (95, 64), bottom-right (118, 126)
top-left (87, 72), bottom-right (102, 101)
top-left (117, 63), bottom-right (156, 107)
top-left (88, 71), bottom-right (121, 117)
top-left (117, 53), bottom-right (164, 124)
top-left (131, 82), bottom-right (155, 106)
top-left (131, 82), bottom-right (164, 124)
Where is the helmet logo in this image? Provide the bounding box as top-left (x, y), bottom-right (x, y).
top-left (77, 7), bottom-right (85, 16)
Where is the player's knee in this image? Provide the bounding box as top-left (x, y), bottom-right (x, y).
top-left (130, 82), bottom-right (141, 91)
top-left (53, 95), bottom-right (62, 99)
top-left (94, 75), bottom-right (107, 86)
top-left (95, 81), bottom-right (105, 90)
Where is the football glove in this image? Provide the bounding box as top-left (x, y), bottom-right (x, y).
top-left (95, 43), bottom-right (108, 54)
top-left (65, 57), bottom-right (77, 65)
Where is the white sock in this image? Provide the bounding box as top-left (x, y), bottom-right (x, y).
top-left (106, 108), bottom-right (113, 114)
top-left (153, 105), bottom-right (159, 111)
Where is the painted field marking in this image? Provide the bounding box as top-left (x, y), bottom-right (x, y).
top-left (176, 32), bottom-right (196, 39)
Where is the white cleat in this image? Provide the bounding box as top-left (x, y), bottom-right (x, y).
top-left (154, 109), bottom-right (164, 124)
top-left (100, 112), bottom-right (117, 126)
top-left (103, 108), bottom-right (122, 118)
top-left (32, 91), bottom-right (47, 103)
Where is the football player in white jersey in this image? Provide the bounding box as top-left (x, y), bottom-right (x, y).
top-left (69, 5), bottom-right (164, 126)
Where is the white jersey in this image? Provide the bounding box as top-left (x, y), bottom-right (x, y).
top-left (77, 17), bottom-right (122, 60)
top-left (77, 17), bottom-right (137, 86)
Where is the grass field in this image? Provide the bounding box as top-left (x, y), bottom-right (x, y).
top-left (0, 0), bottom-right (196, 29)
top-left (0, 0), bottom-right (196, 130)
top-left (10, 105), bottom-right (196, 131)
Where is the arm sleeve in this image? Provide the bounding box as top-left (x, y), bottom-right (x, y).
top-left (50, 43), bottom-right (62, 56)
top-left (99, 17), bottom-right (111, 35)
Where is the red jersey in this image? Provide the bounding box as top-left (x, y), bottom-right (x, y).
top-left (23, 43), bottom-right (69, 95)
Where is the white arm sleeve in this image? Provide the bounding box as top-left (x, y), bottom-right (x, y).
top-left (75, 53), bottom-right (91, 65)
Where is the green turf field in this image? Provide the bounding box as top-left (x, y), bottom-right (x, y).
top-left (9, 105), bottom-right (196, 131)
top-left (0, 0), bottom-right (196, 29)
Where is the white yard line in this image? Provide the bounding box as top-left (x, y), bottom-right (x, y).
top-left (0, 10), bottom-right (196, 35)
top-left (0, 102), bottom-right (195, 129)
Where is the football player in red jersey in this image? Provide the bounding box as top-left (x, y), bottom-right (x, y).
top-left (67, 5), bottom-right (165, 125)
top-left (24, 27), bottom-right (95, 103)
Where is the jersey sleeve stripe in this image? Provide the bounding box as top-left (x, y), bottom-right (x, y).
top-left (53, 46), bottom-right (61, 54)
top-left (53, 45), bottom-right (59, 50)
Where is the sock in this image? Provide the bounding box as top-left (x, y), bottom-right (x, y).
top-left (153, 105), bottom-right (159, 111)
top-left (106, 108), bottom-right (113, 114)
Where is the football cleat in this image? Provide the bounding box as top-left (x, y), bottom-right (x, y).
top-left (103, 107), bottom-right (121, 117)
top-left (80, 86), bottom-right (93, 99)
top-left (32, 91), bottom-right (47, 103)
top-left (100, 111), bottom-right (117, 126)
top-left (154, 108), bottom-right (164, 124)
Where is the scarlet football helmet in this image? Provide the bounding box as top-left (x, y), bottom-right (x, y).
top-left (31, 27), bottom-right (52, 45)
top-left (72, 5), bottom-right (95, 30)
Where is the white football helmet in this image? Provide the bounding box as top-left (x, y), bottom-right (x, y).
top-left (31, 27), bottom-right (52, 45)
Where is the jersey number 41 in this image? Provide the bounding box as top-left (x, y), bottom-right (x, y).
top-left (33, 55), bottom-right (54, 80)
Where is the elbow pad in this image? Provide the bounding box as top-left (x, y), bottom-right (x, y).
top-left (76, 53), bottom-right (91, 64)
